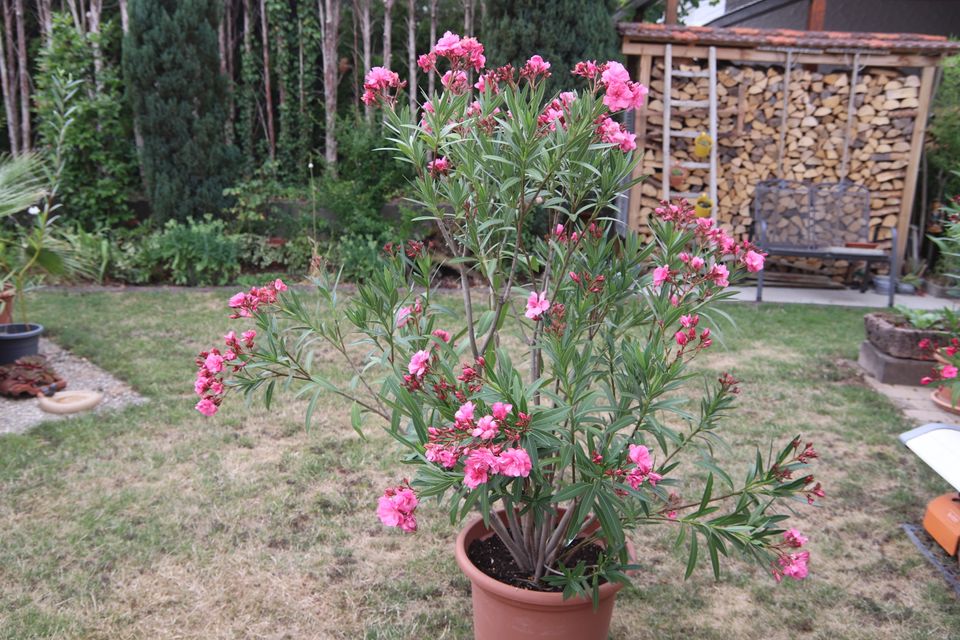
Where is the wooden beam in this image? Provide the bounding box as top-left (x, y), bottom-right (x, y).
top-left (621, 41), bottom-right (941, 69)
top-left (629, 54), bottom-right (653, 232)
top-left (897, 64), bottom-right (937, 263)
top-left (664, 0), bottom-right (678, 25)
top-left (807, 0), bottom-right (826, 31)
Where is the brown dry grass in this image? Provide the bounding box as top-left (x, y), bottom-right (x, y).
top-left (0, 291), bottom-right (958, 639)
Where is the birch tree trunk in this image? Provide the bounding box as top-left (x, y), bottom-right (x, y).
top-left (318, 0), bottom-right (341, 173)
top-left (428, 0), bottom-right (436, 96)
top-left (463, 0), bottom-right (473, 35)
top-left (88, 0), bottom-right (105, 93)
top-left (35, 0), bottom-right (52, 44)
top-left (14, 0), bottom-right (29, 152)
top-left (355, 0), bottom-right (371, 121)
top-left (0, 0), bottom-right (18, 156)
top-left (382, 0), bottom-right (393, 69)
top-left (119, 0), bottom-right (149, 193)
top-left (260, 0), bottom-right (276, 159)
top-left (118, 0), bottom-right (129, 34)
top-left (406, 0), bottom-right (415, 112)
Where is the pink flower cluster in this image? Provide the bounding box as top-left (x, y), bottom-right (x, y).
top-left (377, 483), bottom-right (419, 533)
top-left (673, 313), bottom-right (712, 351)
top-left (427, 156), bottom-right (452, 177)
top-left (422, 399), bottom-right (533, 489)
top-left (538, 92), bottom-right (576, 132)
top-left (772, 528), bottom-right (811, 582)
top-left (361, 66), bottom-right (407, 106)
top-left (194, 329), bottom-right (256, 416)
top-left (417, 31), bottom-right (486, 75)
top-left (599, 61), bottom-right (648, 112)
top-left (624, 444), bottom-right (663, 489)
top-left (649, 200), bottom-right (766, 307)
top-left (595, 114), bottom-right (636, 152)
top-left (228, 279), bottom-right (287, 318)
top-left (919, 336), bottom-right (960, 385)
top-left (520, 55), bottom-right (551, 81)
top-left (771, 438), bottom-right (826, 506)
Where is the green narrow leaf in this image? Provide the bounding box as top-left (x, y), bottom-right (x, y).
top-left (684, 530), bottom-right (699, 579)
top-left (350, 402), bottom-right (367, 439)
top-left (698, 474), bottom-right (714, 514)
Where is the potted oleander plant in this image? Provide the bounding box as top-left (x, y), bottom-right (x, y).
top-left (194, 35), bottom-right (823, 640)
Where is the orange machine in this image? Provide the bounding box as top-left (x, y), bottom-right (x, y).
top-left (900, 424), bottom-right (960, 560)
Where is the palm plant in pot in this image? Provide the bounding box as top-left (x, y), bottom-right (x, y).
top-left (194, 35), bottom-right (823, 639)
top-left (0, 75), bottom-right (88, 365)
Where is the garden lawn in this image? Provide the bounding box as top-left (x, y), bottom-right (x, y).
top-left (1, 289), bottom-right (958, 640)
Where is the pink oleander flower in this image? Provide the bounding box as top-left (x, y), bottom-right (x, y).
top-left (455, 401), bottom-right (476, 425)
top-left (428, 156), bottom-right (451, 176)
top-left (195, 397), bottom-right (218, 416)
top-left (778, 551), bottom-right (810, 581)
top-left (434, 30), bottom-right (461, 56)
top-left (425, 443), bottom-right (460, 468)
top-left (498, 448), bottom-right (532, 477)
top-left (194, 375), bottom-right (209, 396)
top-left (595, 114), bottom-right (637, 152)
top-left (601, 61), bottom-right (630, 86)
top-left (209, 380), bottom-right (224, 395)
top-left (432, 329), bottom-right (451, 343)
top-left (396, 306), bottom-right (413, 327)
top-left (521, 54), bottom-right (551, 79)
top-left (377, 486), bottom-right (419, 533)
top-left (408, 350), bottom-right (431, 378)
top-left (709, 263), bottom-right (730, 288)
top-left (491, 401), bottom-right (512, 421)
top-left (690, 256), bottom-right (705, 270)
top-left (652, 265), bottom-right (671, 287)
top-left (241, 330), bottom-right (256, 347)
top-left (628, 444), bottom-right (653, 474)
top-left (525, 291), bottom-right (550, 320)
top-left (572, 60), bottom-right (600, 79)
top-left (274, 279), bottom-right (287, 292)
top-left (471, 415), bottom-right (499, 439)
top-left (680, 314), bottom-right (699, 329)
top-left (464, 447), bottom-right (500, 488)
top-left (921, 376), bottom-right (934, 385)
top-left (744, 250), bottom-right (765, 273)
top-left (362, 66), bottom-right (405, 105)
top-left (675, 330), bottom-right (689, 346)
top-left (783, 528), bottom-right (808, 548)
top-left (204, 352), bottom-right (224, 374)
top-left (441, 69), bottom-right (468, 94)
top-left (228, 292), bottom-right (246, 309)
top-left (417, 52), bottom-right (436, 72)
top-left (943, 365), bottom-right (958, 379)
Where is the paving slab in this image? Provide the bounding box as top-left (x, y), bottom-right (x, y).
top-left (731, 286), bottom-right (960, 310)
top-left (863, 374), bottom-right (959, 426)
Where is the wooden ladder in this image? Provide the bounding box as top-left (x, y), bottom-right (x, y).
top-left (661, 44), bottom-right (718, 219)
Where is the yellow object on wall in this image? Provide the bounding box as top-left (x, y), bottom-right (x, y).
top-left (694, 193), bottom-right (712, 218)
top-left (693, 132), bottom-right (713, 159)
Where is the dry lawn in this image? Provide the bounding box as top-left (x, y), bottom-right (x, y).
top-left (0, 290), bottom-right (957, 639)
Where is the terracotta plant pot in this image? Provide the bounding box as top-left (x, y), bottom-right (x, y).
top-left (668, 167), bottom-right (687, 189)
top-left (0, 288), bottom-right (13, 325)
top-left (931, 386), bottom-right (960, 415)
top-left (454, 512), bottom-right (630, 640)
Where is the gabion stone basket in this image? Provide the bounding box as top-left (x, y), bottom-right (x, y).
top-left (754, 179), bottom-right (871, 250)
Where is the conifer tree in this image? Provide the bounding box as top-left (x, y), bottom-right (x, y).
top-left (123, 0), bottom-right (239, 221)
top-left (482, 0), bottom-right (619, 94)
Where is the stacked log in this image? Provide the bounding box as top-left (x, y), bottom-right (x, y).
top-left (631, 59), bottom-right (919, 278)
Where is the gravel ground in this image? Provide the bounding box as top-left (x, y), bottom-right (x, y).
top-left (0, 338), bottom-right (147, 436)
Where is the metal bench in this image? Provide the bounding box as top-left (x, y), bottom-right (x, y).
top-left (754, 179), bottom-right (898, 307)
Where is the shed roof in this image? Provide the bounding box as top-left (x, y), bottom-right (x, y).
top-left (617, 23), bottom-right (960, 56)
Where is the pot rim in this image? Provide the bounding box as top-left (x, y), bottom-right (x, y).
top-left (454, 512), bottom-right (625, 608)
top-left (0, 323), bottom-right (43, 339)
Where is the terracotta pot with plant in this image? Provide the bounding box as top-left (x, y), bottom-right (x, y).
top-left (668, 165), bottom-right (687, 189)
top-left (194, 35), bottom-right (823, 638)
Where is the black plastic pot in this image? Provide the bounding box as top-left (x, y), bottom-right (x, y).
top-left (0, 323), bottom-right (43, 365)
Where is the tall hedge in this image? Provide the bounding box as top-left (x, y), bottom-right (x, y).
top-left (482, 0), bottom-right (620, 94)
top-left (123, 0), bottom-right (239, 222)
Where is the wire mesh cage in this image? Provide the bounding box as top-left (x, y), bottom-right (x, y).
top-left (810, 181), bottom-right (871, 247)
top-left (754, 179), bottom-right (814, 249)
top-left (754, 179), bottom-right (871, 249)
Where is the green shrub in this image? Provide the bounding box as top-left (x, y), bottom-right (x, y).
top-left (325, 235), bottom-right (386, 283)
top-left (147, 217), bottom-right (241, 285)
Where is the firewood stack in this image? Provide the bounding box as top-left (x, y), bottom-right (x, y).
top-left (633, 60), bottom-right (920, 279)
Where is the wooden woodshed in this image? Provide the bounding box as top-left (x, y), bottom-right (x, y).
top-left (618, 22), bottom-right (960, 268)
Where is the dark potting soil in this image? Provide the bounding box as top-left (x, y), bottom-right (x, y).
top-left (467, 534), bottom-right (606, 592)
